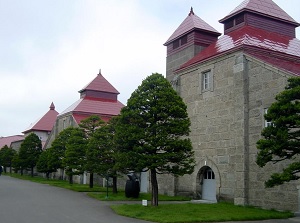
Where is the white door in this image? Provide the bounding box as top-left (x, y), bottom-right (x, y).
top-left (140, 171), bottom-right (148, 193)
top-left (202, 168), bottom-right (216, 201)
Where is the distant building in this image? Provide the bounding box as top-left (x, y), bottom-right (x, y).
top-left (23, 102), bottom-right (59, 149)
top-left (162, 0), bottom-right (300, 211)
top-left (45, 71), bottom-right (124, 150)
top-left (0, 135), bottom-right (24, 150)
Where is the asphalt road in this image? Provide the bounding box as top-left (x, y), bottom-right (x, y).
top-left (0, 175), bottom-right (151, 223)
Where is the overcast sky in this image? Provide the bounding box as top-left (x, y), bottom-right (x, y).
top-left (1, 0), bottom-right (299, 137)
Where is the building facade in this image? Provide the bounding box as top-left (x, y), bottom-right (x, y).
top-left (162, 0), bottom-right (300, 211)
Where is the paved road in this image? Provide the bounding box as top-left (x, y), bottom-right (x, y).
top-left (0, 175), bottom-right (150, 223)
top-left (1, 175), bottom-right (299, 223)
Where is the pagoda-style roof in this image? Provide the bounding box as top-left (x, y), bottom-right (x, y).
top-left (23, 102), bottom-right (59, 134)
top-left (164, 7), bottom-right (221, 46)
top-left (59, 72), bottom-right (124, 123)
top-left (79, 72), bottom-right (119, 94)
top-left (177, 25), bottom-right (300, 76)
top-left (219, 0), bottom-right (300, 26)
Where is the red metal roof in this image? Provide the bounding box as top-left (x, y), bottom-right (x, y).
top-left (72, 114), bottom-right (111, 125)
top-left (164, 7), bottom-right (221, 45)
top-left (0, 135), bottom-right (24, 148)
top-left (79, 73), bottom-right (119, 94)
top-left (177, 25), bottom-right (300, 76)
top-left (219, 0), bottom-right (300, 26)
top-left (59, 97), bottom-right (124, 118)
top-left (23, 102), bottom-right (59, 133)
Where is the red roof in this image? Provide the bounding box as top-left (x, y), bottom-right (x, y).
top-left (72, 114), bottom-right (111, 124)
top-left (177, 25), bottom-right (300, 76)
top-left (0, 135), bottom-right (24, 148)
top-left (79, 73), bottom-right (119, 94)
top-left (60, 97), bottom-right (124, 118)
top-left (164, 7), bottom-right (220, 45)
top-left (23, 102), bottom-right (59, 133)
top-left (219, 0), bottom-right (300, 26)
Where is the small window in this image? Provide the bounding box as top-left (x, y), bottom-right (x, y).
top-left (181, 35), bottom-right (187, 45)
top-left (264, 108), bottom-right (272, 127)
top-left (173, 39), bottom-right (179, 49)
top-left (204, 168), bottom-right (215, 179)
top-left (202, 71), bottom-right (210, 90)
top-left (225, 19), bottom-right (234, 29)
top-left (235, 14), bottom-right (244, 25)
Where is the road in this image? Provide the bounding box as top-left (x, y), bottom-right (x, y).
top-left (0, 175), bottom-right (150, 223)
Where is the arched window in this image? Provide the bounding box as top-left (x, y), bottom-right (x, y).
top-left (204, 168), bottom-right (215, 179)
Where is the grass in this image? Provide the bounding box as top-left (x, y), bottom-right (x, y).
top-left (111, 202), bottom-right (294, 223)
top-left (5, 173), bottom-right (294, 222)
top-left (87, 192), bottom-right (190, 201)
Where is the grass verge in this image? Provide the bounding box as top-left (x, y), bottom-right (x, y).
top-left (111, 202), bottom-right (294, 223)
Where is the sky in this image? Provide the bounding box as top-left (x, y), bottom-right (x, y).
top-left (1, 0), bottom-right (300, 137)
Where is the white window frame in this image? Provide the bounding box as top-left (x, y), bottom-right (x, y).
top-left (201, 70), bottom-right (212, 92)
top-left (264, 108), bottom-right (272, 127)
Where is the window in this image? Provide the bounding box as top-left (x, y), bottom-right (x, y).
top-left (173, 39), bottom-right (179, 49)
top-left (202, 71), bottom-right (211, 90)
top-left (204, 168), bottom-right (215, 179)
top-left (181, 35), bottom-right (187, 45)
top-left (264, 108), bottom-right (272, 127)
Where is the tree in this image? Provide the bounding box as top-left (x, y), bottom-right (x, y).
top-left (37, 149), bottom-right (56, 179)
top-left (256, 77), bottom-right (300, 187)
top-left (63, 127), bottom-right (87, 184)
top-left (0, 145), bottom-right (16, 173)
top-left (18, 133), bottom-right (42, 177)
top-left (87, 117), bottom-right (119, 193)
top-left (115, 73), bottom-right (195, 206)
top-left (79, 115), bottom-right (105, 188)
top-left (48, 127), bottom-right (75, 179)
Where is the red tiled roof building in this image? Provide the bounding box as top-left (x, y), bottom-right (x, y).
top-left (163, 0), bottom-right (300, 212)
top-left (45, 71), bottom-right (124, 149)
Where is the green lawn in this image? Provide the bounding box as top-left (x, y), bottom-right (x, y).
top-left (111, 202), bottom-right (294, 223)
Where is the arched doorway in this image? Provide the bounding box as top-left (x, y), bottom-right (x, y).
top-left (197, 166), bottom-right (217, 201)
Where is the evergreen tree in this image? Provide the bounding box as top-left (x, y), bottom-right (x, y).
top-left (115, 73), bottom-right (195, 206)
top-left (79, 115), bottom-right (105, 188)
top-left (0, 145), bottom-right (16, 173)
top-left (63, 127), bottom-right (87, 184)
top-left (87, 117), bottom-right (119, 193)
top-left (37, 149), bottom-right (56, 179)
top-left (18, 133), bottom-right (42, 177)
top-left (257, 77), bottom-right (300, 187)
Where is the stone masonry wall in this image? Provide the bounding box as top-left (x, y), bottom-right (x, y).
top-left (171, 51), bottom-right (298, 211)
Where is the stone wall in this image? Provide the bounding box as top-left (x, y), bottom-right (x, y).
top-left (169, 51), bottom-right (299, 211)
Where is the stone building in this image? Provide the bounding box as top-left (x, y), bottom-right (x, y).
top-left (44, 71), bottom-right (124, 183)
top-left (162, 0), bottom-right (300, 211)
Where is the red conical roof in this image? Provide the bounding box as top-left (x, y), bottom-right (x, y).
top-left (23, 102), bottom-right (59, 133)
top-left (79, 72), bottom-right (119, 94)
top-left (164, 7), bottom-right (221, 45)
top-left (219, 0), bottom-right (299, 26)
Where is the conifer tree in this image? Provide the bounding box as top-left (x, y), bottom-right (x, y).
top-left (257, 77), bottom-right (300, 187)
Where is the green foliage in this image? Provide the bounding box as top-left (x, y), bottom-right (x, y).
top-left (0, 145), bottom-right (16, 171)
top-left (79, 115), bottom-right (105, 138)
top-left (47, 127), bottom-right (75, 171)
top-left (256, 77), bottom-right (300, 187)
top-left (115, 73), bottom-right (195, 205)
top-left (18, 133), bottom-right (42, 175)
top-left (86, 117), bottom-right (117, 176)
top-left (37, 149), bottom-right (56, 177)
top-left (63, 127), bottom-right (87, 176)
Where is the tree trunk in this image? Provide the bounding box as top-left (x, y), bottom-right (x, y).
top-left (150, 169), bottom-right (158, 206)
top-left (112, 175), bottom-right (118, 194)
top-left (89, 172), bottom-right (94, 188)
top-left (21, 168), bottom-right (23, 176)
top-left (69, 175), bottom-right (73, 184)
top-left (31, 166), bottom-right (34, 177)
